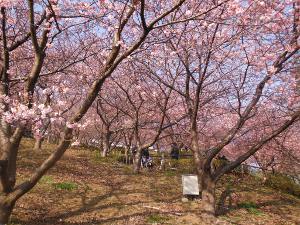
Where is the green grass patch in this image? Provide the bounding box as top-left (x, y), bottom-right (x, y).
top-left (92, 150), bottom-right (122, 165)
top-left (53, 182), bottom-right (78, 191)
top-left (176, 158), bottom-right (195, 174)
top-left (265, 173), bottom-right (300, 197)
top-left (237, 201), bottom-right (264, 215)
top-left (238, 201), bottom-right (258, 209)
top-left (147, 214), bottom-right (169, 224)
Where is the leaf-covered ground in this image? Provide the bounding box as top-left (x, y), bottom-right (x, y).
top-left (11, 139), bottom-right (300, 225)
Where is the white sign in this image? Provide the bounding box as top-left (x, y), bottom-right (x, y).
top-left (182, 174), bottom-right (199, 195)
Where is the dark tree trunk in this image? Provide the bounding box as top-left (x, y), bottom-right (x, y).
top-left (190, 127), bottom-right (216, 215)
top-left (0, 138), bottom-right (21, 224)
top-left (0, 197), bottom-right (14, 224)
top-left (216, 186), bottom-right (232, 215)
top-left (201, 173), bottom-right (216, 215)
top-left (0, 206), bottom-right (13, 224)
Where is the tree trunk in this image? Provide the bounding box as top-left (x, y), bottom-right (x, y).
top-left (201, 173), bottom-right (216, 215)
top-left (216, 186), bottom-right (232, 216)
top-left (190, 128), bottom-right (203, 174)
top-left (47, 135), bottom-right (51, 144)
top-left (34, 137), bottom-right (43, 151)
top-left (101, 146), bottom-right (108, 157)
top-left (125, 148), bottom-right (129, 164)
top-left (101, 132), bottom-right (111, 157)
top-left (160, 152), bottom-right (165, 170)
top-left (0, 198), bottom-right (14, 225)
top-left (193, 150), bottom-right (203, 175)
top-left (133, 149), bottom-right (142, 173)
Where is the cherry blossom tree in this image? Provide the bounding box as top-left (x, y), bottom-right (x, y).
top-left (0, 0), bottom-right (203, 222)
top-left (95, 95), bottom-right (122, 157)
top-left (140, 0), bottom-right (300, 214)
top-left (253, 123), bottom-right (300, 179)
top-left (0, 0), bottom-right (298, 222)
top-left (110, 67), bottom-right (176, 173)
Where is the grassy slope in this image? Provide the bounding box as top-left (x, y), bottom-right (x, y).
top-left (10, 139), bottom-right (300, 225)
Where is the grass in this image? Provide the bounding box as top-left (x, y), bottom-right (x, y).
top-left (53, 182), bottom-right (78, 191)
top-left (237, 201), bottom-right (264, 216)
top-left (247, 207), bottom-right (264, 216)
top-left (164, 170), bottom-right (178, 177)
top-left (238, 201), bottom-right (258, 209)
top-left (147, 214), bottom-right (170, 224)
top-left (39, 175), bottom-right (78, 191)
top-left (265, 173), bottom-right (300, 197)
top-left (92, 149), bottom-right (123, 165)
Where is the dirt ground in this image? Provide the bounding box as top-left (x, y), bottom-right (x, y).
top-left (10, 139), bottom-right (300, 225)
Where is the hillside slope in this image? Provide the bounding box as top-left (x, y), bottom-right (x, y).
top-left (10, 139), bottom-right (300, 225)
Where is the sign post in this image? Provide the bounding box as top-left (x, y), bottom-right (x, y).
top-left (182, 174), bottom-right (200, 201)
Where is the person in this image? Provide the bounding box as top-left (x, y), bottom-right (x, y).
top-left (170, 143), bottom-right (179, 160)
top-left (141, 148), bottom-right (153, 168)
top-left (169, 143), bottom-right (180, 169)
top-left (131, 145), bottom-right (137, 164)
top-left (141, 148), bottom-right (150, 158)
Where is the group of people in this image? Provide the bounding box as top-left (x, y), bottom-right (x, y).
top-left (131, 143), bottom-right (180, 169)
